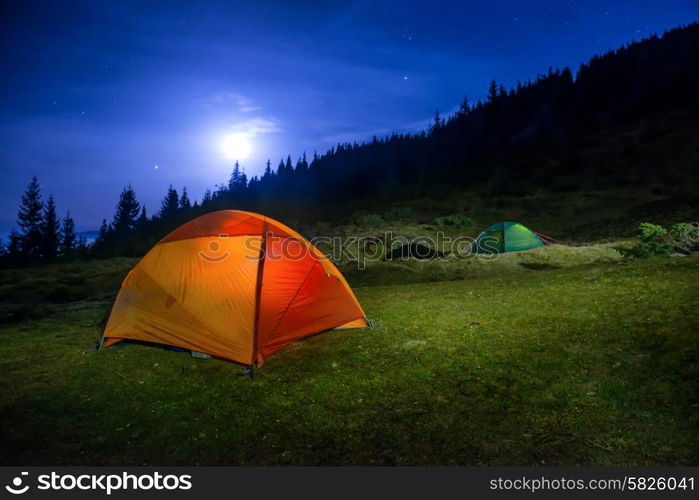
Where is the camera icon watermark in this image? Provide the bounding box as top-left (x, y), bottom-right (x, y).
top-left (5, 472), bottom-right (29, 495)
top-left (198, 234), bottom-right (231, 263)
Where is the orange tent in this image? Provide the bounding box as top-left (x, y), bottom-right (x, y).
top-left (102, 210), bottom-right (368, 366)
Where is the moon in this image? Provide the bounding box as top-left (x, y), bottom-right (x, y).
top-left (221, 133), bottom-right (251, 160)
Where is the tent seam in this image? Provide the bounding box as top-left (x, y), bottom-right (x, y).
top-left (268, 260), bottom-right (319, 338)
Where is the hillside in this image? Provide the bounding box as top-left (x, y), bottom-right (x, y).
top-left (3, 24), bottom-right (699, 266)
top-left (102, 23), bottom-right (699, 258)
top-left (225, 23), bottom-right (699, 219)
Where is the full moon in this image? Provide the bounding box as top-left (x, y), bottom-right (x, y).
top-left (221, 133), bottom-right (251, 160)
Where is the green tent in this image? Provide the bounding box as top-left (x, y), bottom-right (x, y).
top-left (473, 221), bottom-right (546, 254)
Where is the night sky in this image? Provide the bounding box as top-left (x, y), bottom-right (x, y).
top-left (1, 0), bottom-right (697, 233)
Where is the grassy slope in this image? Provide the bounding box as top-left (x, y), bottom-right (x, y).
top-left (0, 251), bottom-right (697, 465)
top-left (358, 109), bottom-right (699, 243)
top-left (341, 242), bottom-right (626, 286)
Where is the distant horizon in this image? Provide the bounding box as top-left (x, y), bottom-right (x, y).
top-left (2, 0), bottom-right (697, 234)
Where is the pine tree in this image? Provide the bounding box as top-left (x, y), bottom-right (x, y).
top-left (296, 152), bottom-right (309, 173)
top-left (92, 218), bottom-right (111, 256)
top-left (262, 159), bottom-right (274, 179)
top-left (98, 219), bottom-right (110, 240)
top-left (75, 236), bottom-right (89, 255)
top-left (136, 205), bottom-right (148, 229)
top-left (7, 229), bottom-right (22, 262)
top-left (458, 96), bottom-right (470, 116)
top-left (429, 110), bottom-right (443, 134)
top-left (277, 158), bottom-right (286, 177)
top-left (179, 187), bottom-right (191, 210)
top-left (247, 175), bottom-right (259, 200)
top-left (487, 80), bottom-right (499, 102)
top-left (40, 194), bottom-right (60, 263)
top-left (112, 184), bottom-right (140, 235)
top-left (159, 185), bottom-right (179, 219)
top-left (276, 155), bottom-right (293, 179)
top-left (228, 161), bottom-right (248, 194)
top-left (17, 176), bottom-right (43, 262)
top-left (202, 189), bottom-right (212, 204)
top-left (59, 210), bottom-right (77, 256)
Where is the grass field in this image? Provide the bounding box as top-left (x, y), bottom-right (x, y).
top-left (0, 247), bottom-right (697, 465)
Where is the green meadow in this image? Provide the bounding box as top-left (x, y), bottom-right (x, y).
top-left (1, 241), bottom-right (697, 465)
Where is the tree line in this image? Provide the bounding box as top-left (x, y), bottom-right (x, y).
top-left (2, 23), bottom-right (698, 265)
top-left (0, 176), bottom-right (89, 267)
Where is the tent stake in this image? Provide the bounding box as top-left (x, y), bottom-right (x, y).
top-left (236, 364), bottom-right (255, 381)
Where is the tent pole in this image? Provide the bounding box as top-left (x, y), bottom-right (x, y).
top-left (251, 219), bottom-right (269, 371)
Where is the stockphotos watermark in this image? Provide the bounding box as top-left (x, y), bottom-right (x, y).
top-left (198, 231), bottom-right (501, 269)
top-left (4, 471), bottom-right (192, 495)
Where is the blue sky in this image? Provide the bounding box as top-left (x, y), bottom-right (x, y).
top-left (1, 0), bottom-right (697, 232)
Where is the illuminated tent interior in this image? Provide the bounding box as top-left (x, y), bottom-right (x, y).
top-left (472, 221), bottom-right (551, 254)
top-left (102, 210), bottom-right (368, 367)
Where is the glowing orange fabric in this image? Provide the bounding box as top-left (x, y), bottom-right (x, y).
top-left (103, 211), bottom-right (367, 365)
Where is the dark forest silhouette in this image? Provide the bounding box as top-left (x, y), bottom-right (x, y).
top-left (2, 23), bottom-right (698, 266)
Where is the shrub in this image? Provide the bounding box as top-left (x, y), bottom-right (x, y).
top-left (668, 222), bottom-right (699, 253)
top-left (638, 223), bottom-right (673, 256)
top-left (619, 222), bottom-right (699, 258)
top-left (435, 214), bottom-right (471, 227)
top-left (384, 206), bottom-right (414, 221)
top-left (356, 213), bottom-right (384, 228)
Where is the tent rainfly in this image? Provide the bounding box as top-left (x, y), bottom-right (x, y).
top-left (102, 210), bottom-right (368, 367)
top-left (472, 221), bottom-right (548, 254)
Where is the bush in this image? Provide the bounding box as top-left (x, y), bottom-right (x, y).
top-left (619, 222), bottom-right (699, 258)
top-left (384, 206), bottom-right (413, 221)
top-left (356, 213), bottom-right (384, 228)
top-left (435, 214), bottom-right (471, 227)
top-left (669, 222), bottom-right (699, 253)
top-left (639, 222), bottom-right (673, 256)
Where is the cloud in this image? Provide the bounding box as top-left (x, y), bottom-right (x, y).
top-left (205, 91), bottom-right (261, 112)
top-left (230, 117), bottom-right (283, 135)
